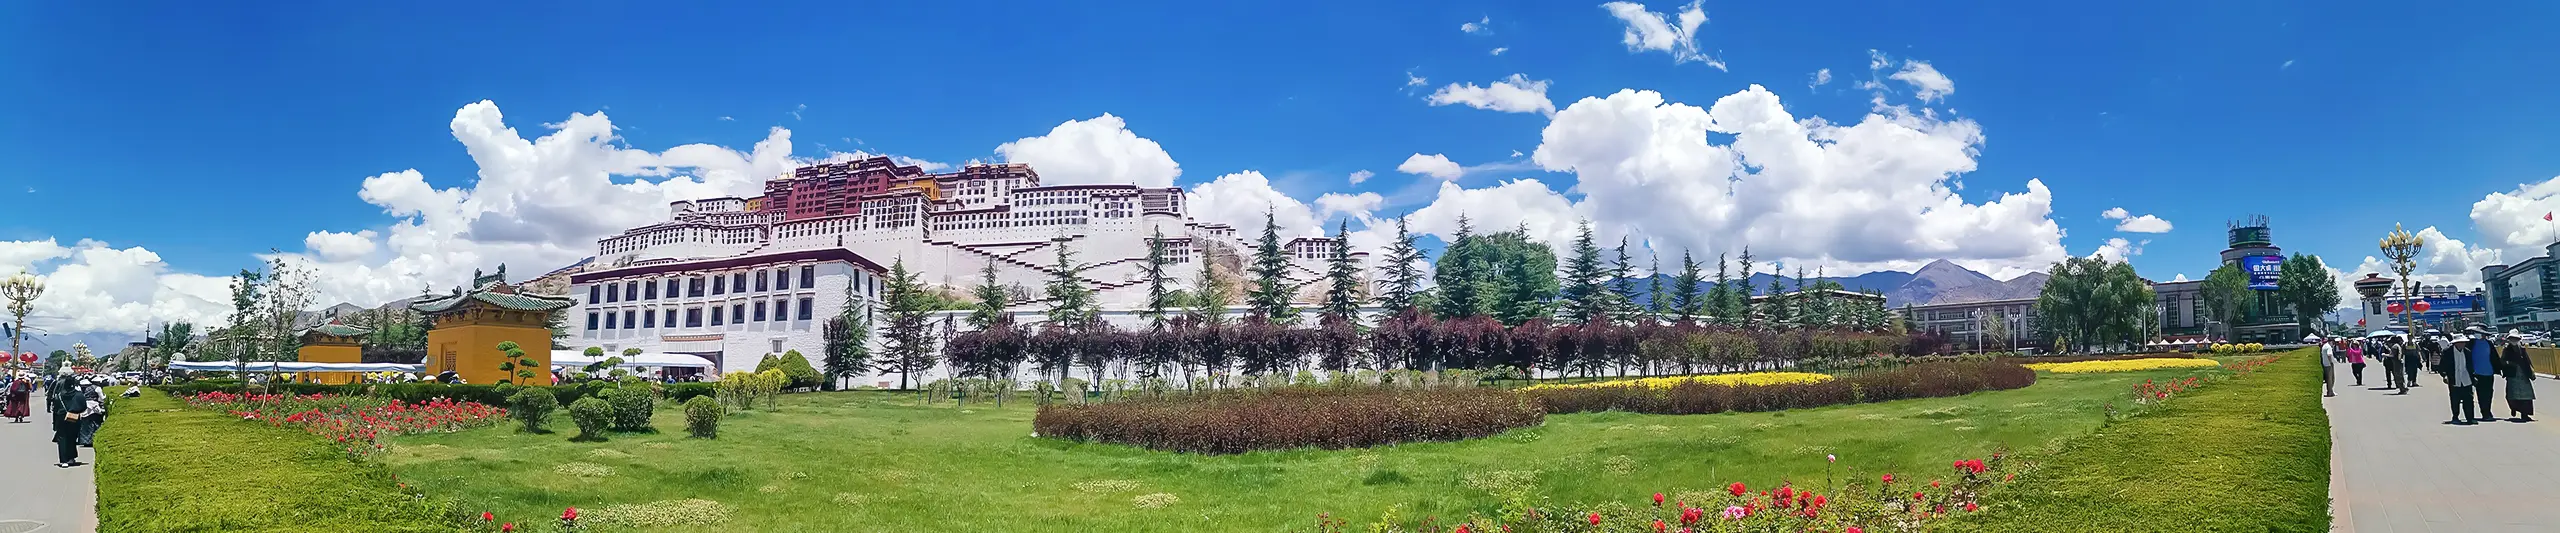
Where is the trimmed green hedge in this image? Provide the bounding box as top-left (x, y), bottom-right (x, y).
top-left (160, 380), bottom-right (721, 407)
top-left (97, 390), bottom-right (462, 532)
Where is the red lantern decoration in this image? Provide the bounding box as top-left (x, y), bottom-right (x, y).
top-left (2386, 303), bottom-right (2404, 314)
top-left (14, 352), bottom-right (30, 364)
top-left (2413, 301), bottom-right (2432, 313)
top-left (2357, 318), bottom-right (2367, 326)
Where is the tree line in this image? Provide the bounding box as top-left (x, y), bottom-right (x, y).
top-left (821, 213), bottom-right (1910, 390)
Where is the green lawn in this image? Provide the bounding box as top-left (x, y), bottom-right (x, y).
top-left (1948, 349), bottom-right (2330, 532)
top-left (97, 391), bottom-right (463, 533)
top-left (379, 368), bottom-right (2210, 532)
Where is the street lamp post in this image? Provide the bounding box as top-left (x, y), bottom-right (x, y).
top-left (2380, 224), bottom-right (2425, 337)
top-left (0, 272), bottom-right (43, 369)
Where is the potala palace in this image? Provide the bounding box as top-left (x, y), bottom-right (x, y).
top-left (560, 156), bottom-right (1363, 379)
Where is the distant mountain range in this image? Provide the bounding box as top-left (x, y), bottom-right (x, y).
top-left (1625, 259), bottom-right (2047, 309)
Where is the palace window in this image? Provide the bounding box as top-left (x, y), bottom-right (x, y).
top-left (645, 281), bottom-right (658, 300)
top-left (732, 273), bottom-right (747, 293)
top-left (604, 312), bottom-right (617, 330)
top-left (588, 285), bottom-right (600, 304)
top-left (732, 304), bottom-right (745, 323)
top-left (756, 271), bottom-right (768, 292)
top-left (664, 309), bottom-right (677, 328)
top-left (774, 299), bottom-right (788, 321)
top-left (605, 283), bottom-right (618, 303)
top-left (626, 282), bottom-right (639, 301)
top-left (623, 311), bottom-right (635, 330)
top-left (713, 276), bottom-right (726, 295)
top-left (754, 301), bottom-right (768, 322)
top-left (799, 297), bottom-right (814, 320)
top-left (775, 268), bottom-right (790, 291)
top-left (690, 277), bottom-right (705, 297)
top-left (666, 279), bottom-right (681, 297)
top-left (711, 307), bottom-right (725, 326)
top-left (801, 265), bottom-right (816, 288)
top-left (586, 312), bottom-right (599, 330)
top-left (686, 308), bottom-right (702, 327)
top-left (643, 310), bottom-right (656, 328)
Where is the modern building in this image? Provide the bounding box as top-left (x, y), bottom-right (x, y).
top-left (2218, 216), bottom-right (2303, 344)
top-left (2153, 279), bottom-right (2206, 337)
top-left (563, 156), bottom-right (1361, 377)
top-left (1902, 297), bottom-right (2042, 352)
top-left (2482, 242), bottom-right (2560, 332)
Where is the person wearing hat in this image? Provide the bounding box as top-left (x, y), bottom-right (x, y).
top-left (2501, 330), bottom-right (2536, 422)
top-left (2313, 334), bottom-right (2336, 397)
top-left (2465, 325), bottom-right (2500, 420)
top-left (2437, 328), bottom-right (2482, 424)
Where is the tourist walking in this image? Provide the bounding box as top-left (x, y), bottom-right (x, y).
top-left (2409, 330), bottom-right (2434, 388)
top-left (2466, 325), bottom-right (2500, 420)
top-left (3, 372), bottom-right (29, 423)
top-left (2346, 339), bottom-right (2368, 386)
top-left (2388, 336), bottom-right (2411, 394)
top-left (2438, 331), bottom-right (2480, 425)
top-left (2504, 330), bottom-right (2537, 422)
top-left (77, 377), bottom-right (108, 447)
top-left (2375, 336), bottom-right (2402, 390)
top-left (48, 373), bottom-right (93, 468)
top-left (2317, 334), bottom-right (2337, 397)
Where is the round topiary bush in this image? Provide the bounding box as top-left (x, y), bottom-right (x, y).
top-left (508, 387), bottom-right (558, 433)
top-left (683, 395), bottom-right (721, 439)
top-left (605, 384), bottom-right (656, 432)
top-left (568, 397), bottom-right (613, 442)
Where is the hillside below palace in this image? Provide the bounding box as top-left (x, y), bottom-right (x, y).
top-left (560, 156), bottom-right (1363, 379)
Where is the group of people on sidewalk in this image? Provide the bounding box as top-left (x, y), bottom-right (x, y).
top-left (2317, 324), bottom-right (2539, 425)
top-left (1, 370), bottom-right (117, 468)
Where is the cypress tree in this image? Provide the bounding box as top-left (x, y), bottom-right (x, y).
top-left (1044, 241), bottom-right (1094, 327)
top-left (1609, 237), bottom-right (1642, 323)
top-left (1376, 217), bottom-right (1425, 314)
top-left (1244, 209), bottom-right (1298, 324)
top-left (1559, 220), bottom-right (1610, 324)
top-left (1321, 220), bottom-right (1363, 324)
top-left (1140, 227), bottom-right (1174, 328)
top-left (1673, 251), bottom-right (1704, 322)
top-left (967, 258), bottom-right (1010, 330)
top-left (1432, 215), bottom-right (1485, 319)
top-left (1734, 248), bottom-right (1756, 329)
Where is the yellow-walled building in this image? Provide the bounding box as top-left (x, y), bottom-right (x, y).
top-left (294, 319), bottom-right (370, 385)
top-left (409, 278), bottom-right (575, 386)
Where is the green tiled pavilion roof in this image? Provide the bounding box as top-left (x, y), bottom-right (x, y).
top-left (300, 323), bottom-right (371, 338)
top-left (409, 288), bottom-right (576, 314)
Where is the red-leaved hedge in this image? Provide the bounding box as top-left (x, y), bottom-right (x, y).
top-left (1033, 387), bottom-right (1544, 454)
top-left (1528, 360), bottom-right (2037, 415)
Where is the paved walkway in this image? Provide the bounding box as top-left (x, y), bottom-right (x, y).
top-left (2326, 370), bottom-right (2560, 533)
top-left (0, 396), bottom-right (94, 533)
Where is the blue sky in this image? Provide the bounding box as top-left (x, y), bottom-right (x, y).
top-left (5, 1), bottom-right (2560, 337)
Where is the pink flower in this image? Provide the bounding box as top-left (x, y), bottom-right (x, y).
top-left (1720, 506), bottom-right (1747, 520)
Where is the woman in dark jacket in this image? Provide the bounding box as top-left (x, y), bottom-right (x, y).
top-left (2504, 332), bottom-right (2537, 422)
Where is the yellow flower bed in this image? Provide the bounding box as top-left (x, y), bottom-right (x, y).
top-left (1518, 372), bottom-right (1835, 392)
top-left (2022, 358), bottom-right (2222, 374)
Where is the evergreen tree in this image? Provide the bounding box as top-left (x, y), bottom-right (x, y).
top-left (1432, 215), bottom-right (1486, 319)
top-left (1044, 241), bottom-right (1095, 327)
top-left (1764, 263), bottom-right (1789, 328)
top-left (1190, 240), bottom-right (1233, 327)
top-left (1244, 210), bottom-right (1298, 323)
top-left (1705, 253), bottom-right (1731, 325)
top-left (1376, 217), bottom-right (1426, 314)
top-left (1560, 220), bottom-right (1611, 324)
top-left (1734, 248), bottom-right (1756, 329)
top-left (1647, 253), bottom-right (1670, 320)
top-left (1321, 220), bottom-right (1364, 324)
top-left (1609, 237), bottom-right (1643, 323)
top-left (967, 258), bottom-right (1010, 330)
top-left (1673, 251), bottom-right (1705, 322)
top-left (1140, 227), bottom-right (1175, 328)
top-left (873, 259), bottom-right (935, 389)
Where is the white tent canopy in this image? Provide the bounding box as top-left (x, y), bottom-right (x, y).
top-left (550, 350), bottom-right (716, 369)
top-left (167, 361), bottom-right (424, 373)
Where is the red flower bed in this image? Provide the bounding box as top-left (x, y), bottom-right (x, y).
top-left (186, 391), bottom-right (507, 459)
top-left (1319, 452), bottom-right (2021, 532)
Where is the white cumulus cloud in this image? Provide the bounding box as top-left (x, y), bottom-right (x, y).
top-left (2089, 238), bottom-right (2144, 262)
top-left (1427, 74), bottom-right (1557, 116)
top-left (1347, 170), bottom-right (1375, 185)
top-left (303, 230), bottom-right (379, 261)
top-left (1601, 1), bottom-right (1723, 70)
top-left (1397, 154), bottom-right (1466, 180)
top-left (2100, 207), bottom-right (2174, 233)
top-left (1184, 171), bottom-right (1323, 239)
top-left (0, 239), bottom-right (234, 336)
top-left (995, 113), bottom-right (1182, 188)
top-left (1315, 192), bottom-right (1386, 222)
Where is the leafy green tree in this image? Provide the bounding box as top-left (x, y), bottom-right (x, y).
top-left (1376, 217), bottom-right (1426, 314)
top-left (2201, 263), bottom-right (2252, 341)
top-left (2036, 256), bottom-right (2159, 352)
top-left (1474, 228), bottom-right (1559, 326)
top-left (1320, 220), bottom-right (1364, 325)
top-left (1244, 210), bottom-right (1298, 324)
top-left (2277, 253), bottom-right (2341, 333)
top-left (1432, 215), bottom-right (1487, 319)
